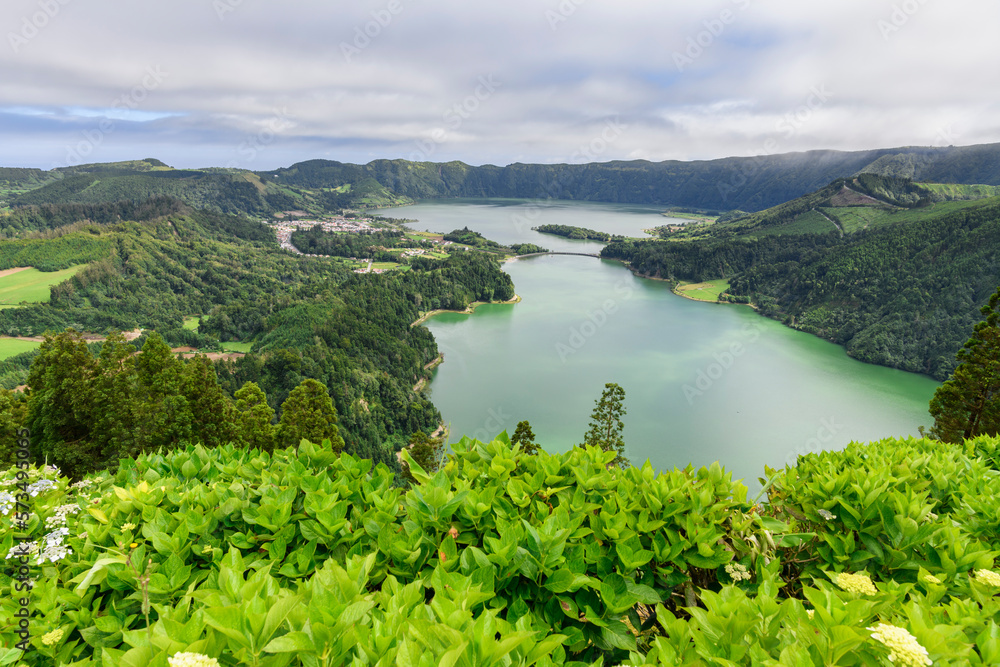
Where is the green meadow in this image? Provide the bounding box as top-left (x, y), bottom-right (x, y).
top-left (676, 279), bottom-right (730, 302)
top-left (0, 265), bottom-right (85, 305)
top-left (0, 337), bottom-right (42, 360)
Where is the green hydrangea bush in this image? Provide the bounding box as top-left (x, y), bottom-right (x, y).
top-left (2, 434), bottom-right (1000, 665)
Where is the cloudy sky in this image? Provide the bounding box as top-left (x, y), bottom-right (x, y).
top-left (2, 0), bottom-right (999, 171)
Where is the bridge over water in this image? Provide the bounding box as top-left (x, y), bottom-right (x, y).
top-left (511, 251), bottom-right (603, 259)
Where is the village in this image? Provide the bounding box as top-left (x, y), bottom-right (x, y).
top-left (268, 217), bottom-right (454, 273)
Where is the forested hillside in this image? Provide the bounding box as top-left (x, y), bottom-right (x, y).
top-left (8, 144), bottom-right (1000, 220)
top-left (4, 160), bottom-right (411, 218)
top-left (0, 200), bottom-right (514, 459)
top-left (604, 191), bottom-right (1000, 379)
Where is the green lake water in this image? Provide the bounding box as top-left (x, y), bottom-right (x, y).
top-left (375, 200), bottom-right (941, 490)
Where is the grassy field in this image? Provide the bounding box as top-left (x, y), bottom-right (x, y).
top-left (371, 262), bottom-right (402, 271)
top-left (676, 279), bottom-right (730, 302)
top-left (756, 210), bottom-right (837, 237)
top-left (922, 183), bottom-right (1000, 200)
top-left (220, 341), bottom-right (254, 353)
top-left (0, 266), bottom-right (86, 305)
top-left (182, 316), bottom-right (201, 331)
top-left (0, 338), bottom-right (42, 360)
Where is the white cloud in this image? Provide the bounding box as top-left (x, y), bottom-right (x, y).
top-left (1, 0), bottom-right (999, 169)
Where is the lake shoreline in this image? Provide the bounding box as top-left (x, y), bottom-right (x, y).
top-left (411, 294), bottom-right (522, 328)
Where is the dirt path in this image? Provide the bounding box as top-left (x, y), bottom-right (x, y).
top-left (0, 267), bottom-right (32, 279)
top-left (813, 208), bottom-right (844, 236)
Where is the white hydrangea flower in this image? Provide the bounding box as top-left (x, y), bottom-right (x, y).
top-left (26, 479), bottom-right (55, 497)
top-left (6, 541), bottom-right (38, 559)
top-left (835, 572), bottom-right (877, 595)
top-left (44, 504), bottom-right (81, 528)
top-left (975, 569), bottom-right (1000, 587)
top-left (167, 652), bottom-right (221, 667)
top-left (725, 562), bottom-right (752, 582)
top-left (867, 623), bottom-right (932, 667)
top-left (0, 491), bottom-right (15, 515)
top-left (41, 628), bottom-right (64, 646)
top-left (35, 527), bottom-right (73, 564)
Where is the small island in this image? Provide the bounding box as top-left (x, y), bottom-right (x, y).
top-left (533, 224), bottom-right (621, 242)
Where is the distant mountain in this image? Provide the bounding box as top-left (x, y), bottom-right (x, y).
top-left (683, 173), bottom-right (1000, 239)
top-left (5, 143), bottom-right (1000, 218)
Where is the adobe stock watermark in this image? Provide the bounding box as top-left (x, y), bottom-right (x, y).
top-left (717, 84), bottom-right (833, 203)
top-left (62, 66), bottom-right (169, 167)
top-left (340, 0), bottom-right (405, 62)
top-left (510, 117), bottom-right (628, 234)
top-left (8, 0), bottom-right (73, 54)
top-left (225, 107), bottom-right (295, 168)
top-left (409, 75), bottom-right (501, 162)
top-left (213, 0), bottom-right (244, 20)
top-left (682, 321), bottom-right (763, 404)
top-left (877, 0), bottom-right (930, 41)
top-left (783, 417), bottom-right (846, 467)
top-left (470, 406), bottom-right (513, 442)
top-left (556, 278), bottom-right (636, 363)
top-left (934, 124), bottom-right (960, 147)
top-left (11, 427), bottom-right (33, 651)
top-left (673, 0), bottom-right (753, 71)
top-left (546, 0), bottom-right (587, 31)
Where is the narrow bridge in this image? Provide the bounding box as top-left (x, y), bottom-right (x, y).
top-left (512, 251), bottom-right (603, 259)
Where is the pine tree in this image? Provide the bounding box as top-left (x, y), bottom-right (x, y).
top-left (183, 355), bottom-right (236, 448)
top-left (580, 382), bottom-right (630, 468)
top-left (511, 420), bottom-right (539, 455)
top-left (276, 379), bottom-right (345, 452)
top-left (232, 381), bottom-right (276, 451)
top-left (130, 333), bottom-right (192, 456)
top-left (927, 287), bottom-right (1000, 443)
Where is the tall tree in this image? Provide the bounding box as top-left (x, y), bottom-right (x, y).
top-left (91, 331), bottom-right (140, 467)
top-left (276, 378), bottom-right (345, 453)
top-left (182, 355), bottom-right (236, 448)
top-left (403, 430), bottom-right (445, 483)
top-left (26, 329), bottom-right (98, 477)
top-left (232, 381), bottom-right (276, 451)
top-left (927, 287), bottom-right (1000, 443)
top-left (129, 333), bottom-right (192, 457)
top-left (0, 389), bottom-right (28, 468)
top-left (511, 420), bottom-right (539, 455)
top-left (580, 383), bottom-right (630, 468)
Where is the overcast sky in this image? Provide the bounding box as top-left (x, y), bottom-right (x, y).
top-left (2, 0), bottom-right (999, 171)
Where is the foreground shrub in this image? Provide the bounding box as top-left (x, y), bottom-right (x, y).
top-left (2, 434), bottom-right (1000, 665)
